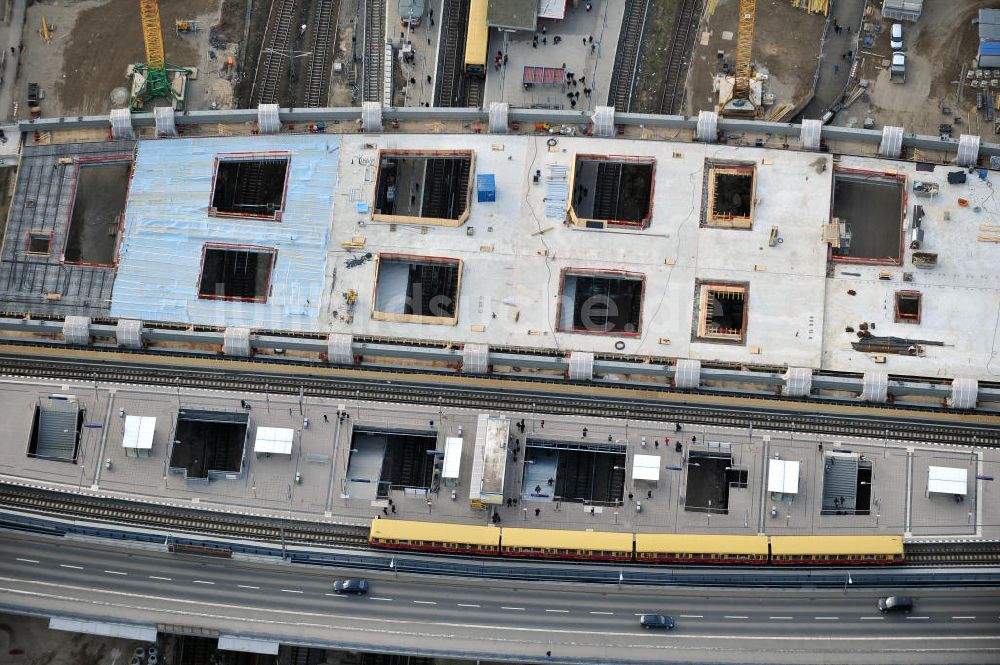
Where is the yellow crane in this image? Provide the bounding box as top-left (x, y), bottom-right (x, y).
top-left (719, 0), bottom-right (761, 118)
top-left (131, 0), bottom-right (190, 110)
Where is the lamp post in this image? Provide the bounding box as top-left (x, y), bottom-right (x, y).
top-left (844, 572), bottom-right (853, 593)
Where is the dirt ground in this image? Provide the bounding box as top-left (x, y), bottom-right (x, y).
top-left (0, 614), bottom-right (150, 665)
top-left (844, 0), bottom-right (1000, 141)
top-left (684, 0), bottom-right (826, 115)
top-left (16, 0), bottom-right (235, 118)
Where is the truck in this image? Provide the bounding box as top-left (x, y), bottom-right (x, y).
top-left (890, 53), bottom-right (906, 83)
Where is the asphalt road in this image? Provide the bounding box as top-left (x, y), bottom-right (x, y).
top-left (1, 534), bottom-right (999, 665)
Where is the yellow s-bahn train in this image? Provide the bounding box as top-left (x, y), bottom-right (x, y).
top-left (464, 0), bottom-right (489, 76)
top-left (369, 519), bottom-right (905, 566)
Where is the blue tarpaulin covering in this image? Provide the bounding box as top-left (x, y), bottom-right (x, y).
top-left (111, 135), bottom-right (339, 331)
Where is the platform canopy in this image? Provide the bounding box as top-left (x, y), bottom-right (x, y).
top-left (122, 415), bottom-right (155, 450)
top-left (768, 459), bottom-right (800, 495)
top-left (538, 0), bottom-right (567, 20)
top-left (632, 454), bottom-right (660, 482)
top-left (928, 465), bottom-right (967, 495)
top-left (442, 436), bottom-right (463, 479)
top-left (254, 426), bottom-right (294, 455)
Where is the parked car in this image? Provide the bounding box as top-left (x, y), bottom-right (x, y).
top-left (333, 579), bottom-right (369, 595)
top-left (639, 614), bottom-right (675, 629)
top-left (878, 596), bottom-right (913, 613)
top-left (890, 23), bottom-right (903, 50)
top-left (890, 53), bottom-right (906, 83)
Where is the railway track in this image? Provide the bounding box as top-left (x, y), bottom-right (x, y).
top-left (434, 0), bottom-right (472, 107)
top-left (658, 0), bottom-right (702, 114)
top-left (304, 0), bottom-right (339, 107)
top-left (0, 483), bottom-right (368, 546)
top-left (606, 0), bottom-right (649, 112)
top-left (905, 542), bottom-right (1000, 566)
top-left (2, 354), bottom-right (999, 447)
top-left (465, 77), bottom-right (484, 108)
top-left (251, 0), bottom-right (298, 105)
top-left (362, 0), bottom-right (386, 103)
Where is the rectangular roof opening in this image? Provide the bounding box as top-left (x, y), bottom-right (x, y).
top-left (197, 244), bottom-right (276, 303)
top-left (831, 169), bottom-right (905, 264)
top-left (557, 268), bottom-right (644, 336)
top-left (210, 154), bottom-right (290, 220)
top-left (895, 290), bottom-right (921, 323)
top-left (570, 155), bottom-right (655, 228)
top-left (372, 253), bottom-right (462, 324)
top-left (703, 162), bottom-right (756, 229)
top-left (64, 159), bottom-right (131, 265)
top-left (26, 232), bottom-right (52, 255)
top-left (694, 280), bottom-right (748, 344)
top-left (373, 150), bottom-right (474, 226)
top-left (169, 409), bottom-right (248, 480)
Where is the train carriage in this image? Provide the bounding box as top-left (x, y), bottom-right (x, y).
top-left (369, 518), bottom-right (500, 555)
top-left (769, 535), bottom-right (904, 565)
top-left (635, 533), bottom-right (770, 564)
top-left (464, 0), bottom-right (489, 76)
top-left (499, 527), bottom-right (634, 562)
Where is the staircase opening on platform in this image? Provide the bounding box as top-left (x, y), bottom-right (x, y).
top-left (372, 253), bottom-right (462, 324)
top-left (26, 395), bottom-right (84, 462)
top-left (169, 409), bottom-right (248, 480)
top-left (557, 268), bottom-right (644, 336)
top-left (373, 150), bottom-right (474, 225)
top-left (703, 161), bottom-right (756, 229)
top-left (694, 280), bottom-right (748, 344)
top-left (569, 155), bottom-right (655, 228)
top-left (197, 244), bottom-right (276, 303)
top-left (210, 154), bottom-right (289, 220)
top-left (523, 439), bottom-right (626, 506)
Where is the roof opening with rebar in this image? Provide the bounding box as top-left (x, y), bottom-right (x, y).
top-left (557, 269), bottom-right (644, 336)
top-left (197, 244), bottom-right (276, 303)
top-left (210, 154), bottom-right (290, 220)
top-left (373, 150), bottom-right (474, 226)
top-left (64, 160), bottom-right (132, 265)
top-left (694, 281), bottom-right (748, 343)
top-left (895, 291), bottom-right (921, 323)
top-left (372, 254), bottom-right (462, 324)
top-left (703, 162), bottom-right (756, 229)
top-left (569, 155), bottom-right (655, 228)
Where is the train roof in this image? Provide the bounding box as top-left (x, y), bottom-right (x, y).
top-left (769, 535), bottom-right (904, 556)
top-left (369, 519), bottom-right (500, 547)
top-left (500, 527), bottom-right (634, 552)
top-left (635, 533), bottom-right (770, 555)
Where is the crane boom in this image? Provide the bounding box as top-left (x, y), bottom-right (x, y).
top-left (732, 0), bottom-right (756, 101)
top-left (139, 0), bottom-right (165, 71)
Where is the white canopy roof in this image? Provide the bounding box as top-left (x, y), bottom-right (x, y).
top-left (122, 415), bottom-right (155, 450)
top-left (442, 437), bottom-right (463, 479)
top-left (254, 427), bottom-right (294, 455)
top-left (928, 465), bottom-right (967, 495)
top-left (632, 454), bottom-right (660, 482)
top-left (768, 459), bottom-right (800, 494)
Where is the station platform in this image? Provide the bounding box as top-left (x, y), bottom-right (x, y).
top-left (0, 376), bottom-right (996, 543)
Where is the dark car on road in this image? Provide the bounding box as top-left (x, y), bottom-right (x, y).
top-left (639, 614), bottom-right (675, 629)
top-left (878, 596), bottom-right (913, 613)
top-left (333, 579), bottom-right (369, 595)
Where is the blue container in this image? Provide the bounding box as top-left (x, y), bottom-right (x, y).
top-left (477, 174), bottom-right (496, 203)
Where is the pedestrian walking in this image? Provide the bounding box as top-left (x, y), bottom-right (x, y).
top-left (647, 490), bottom-right (652, 499)
top-left (540, 420), bottom-right (545, 427)
top-left (590, 43), bottom-right (595, 53)
top-left (383, 506), bottom-right (388, 515)
top-left (834, 63), bottom-right (840, 75)
top-left (429, 420), bottom-right (434, 427)
top-left (582, 427), bottom-right (588, 437)
top-left (323, 414), bottom-right (329, 422)
top-left (426, 75), bottom-right (432, 83)
top-left (391, 505), bottom-right (397, 513)
top-left (675, 423), bottom-right (682, 432)
top-left (542, 25), bottom-right (547, 35)
top-left (586, 3), bottom-right (592, 11)
top-left (503, 54), bottom-right (508, 65)
top-left (535, 508), bottom-right (541, 517)
top-left (535, 485), bottom-right (542, 493)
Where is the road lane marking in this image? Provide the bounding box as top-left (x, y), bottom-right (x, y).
top-left (237, 585), bottom-right (260, 590)
top-left (952, 616), bottom-right (976, 620)
top-left (148, 576), bottom-right (171, 581)
top-left (370, 597), bottom-right (392, 601)
top-left (104, 570), bottom-right (127, 576)
top-left (815, 617), bottom-right (839, 620)
top-left (724, 615), bottom-right (749, 619)
top-left (769, 616), bottom-right (793, 620)
top-left (679, 615), bottom-right (703, 618)
top-left (191, 580), bottom-right (214, 585)
top-left (15, 559), bottom-right (39, 564)
top-left (502, 606), bottom-right (525, 611)
top-left (413, 600), bottom-right (436, 605)
top-left (457, 603), bottom-right (480, 608)
top-left (59, 564), bottom-right (84, 570)
top-left (860, 617), bottom-right (884, 620)
top-left (324, 593), bottom-right (346, 597)
top-left (906, 616), bottom-right (930, 620)
top-left (281, 589), bottom-right (303, 594)
top-left (590, 611), bottom-right (614, 615)
top-left (545, 609), bottom-right (569, 613)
